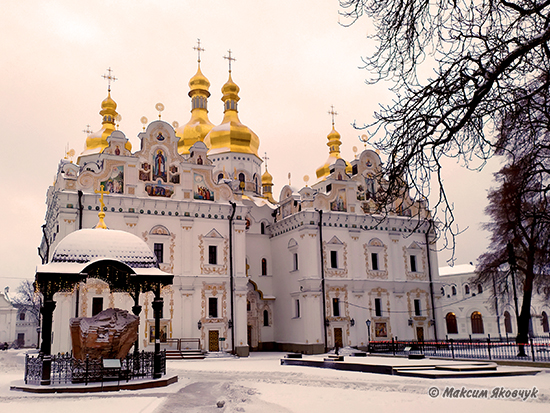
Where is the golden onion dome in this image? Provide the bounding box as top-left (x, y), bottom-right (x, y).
top-left (81, 91), bottom-right (131, 157)
top-left (177, 64), bottom-right (214, 154)
top-left (262, 168), bottom-right (273, 185)
top-left (188, 65), bottom-right (211, 97)
top-left (316, 126), bottom-right (347, 179)
top-left (204, 72), bottom-right (259, 156)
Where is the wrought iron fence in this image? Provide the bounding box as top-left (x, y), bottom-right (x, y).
top-left (24, 350), bottom-right (166, 385)
top-left (368, 338), bottom-right (550, 362)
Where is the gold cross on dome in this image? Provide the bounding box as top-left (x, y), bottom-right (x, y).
top-left (328, 105), bottom-right (338, 126)
top-left (223, 49), bottom-right (236, 73)
top-left (102, 67), bottom-right (117, 92)
top-left (262, 152), bottom-right (270, 169)
top-left (83, 125), bottom-right (92, 136)
top-left (94, 184), bottom-right (109, 211)
top-left (193, 39), bottom-right (205, 63)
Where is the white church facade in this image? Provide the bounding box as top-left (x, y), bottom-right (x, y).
top-left (39, 56), bottom-right (444, 356)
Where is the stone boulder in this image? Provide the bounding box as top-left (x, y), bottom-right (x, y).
top-left (70, 308), bottom-right (139, 360)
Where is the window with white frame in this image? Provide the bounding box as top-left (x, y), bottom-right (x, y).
top-left (295, 299), bottom-right (300, 318)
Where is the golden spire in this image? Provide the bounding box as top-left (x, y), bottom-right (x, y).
top-left (176, 39), bottom-right (214, 155)
top-left (80, 68), bottom-right (132, 159)
top-left (316, 105), bottom-right (348, 179)
top-left (261, 152), bottom-right (275, 203)
top-left (204, 49), bottom-right (260, 157)
top-left (94, 185), bottom-right (109, 229)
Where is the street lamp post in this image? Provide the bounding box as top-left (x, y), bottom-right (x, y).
top-left (366, 319), bottom-right (371, 351)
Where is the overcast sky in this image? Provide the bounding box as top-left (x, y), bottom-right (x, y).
top-left (0, 0), bottom-right (499, 295)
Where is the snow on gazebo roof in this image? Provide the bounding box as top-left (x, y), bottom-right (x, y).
top-left (50, 228), bottom-right (157, 269)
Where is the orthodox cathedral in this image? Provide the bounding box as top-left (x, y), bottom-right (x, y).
top-left (39, 48), bottom-right (442, 356)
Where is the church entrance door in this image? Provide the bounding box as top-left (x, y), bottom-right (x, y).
top-left (416, 327), bottom-right (424, 341)
top-left (334, 328), bottom-right (343, 348)
top-left (209, 330), bottom-right (219, 352)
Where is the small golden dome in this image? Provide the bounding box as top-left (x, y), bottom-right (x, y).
top-left (188, 65), bottom-right (211, 97)
top-left (204, 72), bottom-right (259, 157)
top-left (177, 64), bottom-right (214, 155)
top-left (101, 92), bottom-right (117, 111)
top-left (262, 169), bottom-right (273, 185)
top-left (221, 73), bottom-right (240, 100)
top-left (80, 91), bottom-right (131, 158)
top-left (316, 126), bottom-right (347, 179)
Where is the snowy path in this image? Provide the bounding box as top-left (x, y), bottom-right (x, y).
top-left (2, 350), bottom-right (550, 412)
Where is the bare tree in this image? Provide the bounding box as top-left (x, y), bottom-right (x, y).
top-left (11, 279), bottom-right (41, 322)
top-left (476, 150), bottom-right (550, 349)
top-left (339, 0), bottom-right (550, 255)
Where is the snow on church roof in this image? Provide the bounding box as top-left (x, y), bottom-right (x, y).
top-left (50, 228), bottom-right (157, 268)
top-left (438, 263), bottom-right (476, 277)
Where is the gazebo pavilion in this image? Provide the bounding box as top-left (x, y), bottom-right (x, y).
top-left (32, 225), bottom-right (173, 385)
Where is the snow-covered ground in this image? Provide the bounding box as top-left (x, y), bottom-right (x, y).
top-left (2, 349), bottom-right (550, 412)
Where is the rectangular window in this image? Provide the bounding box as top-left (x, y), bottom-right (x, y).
top-left (414, 299), bottom-right (421, 316)
top-left (293, 253), bottom-right (299, 271)
top-left (295, 299), bottom-right (300, 318)
top-left (372, 253), bottom-right (379, 271)
top-left (410, 255), bottom-right (417, 272)
top-left (330, 250), bottom-right (338, 269)
top-left (208, 297), bottom-right (218, 318)
top-left (208, 245), bottom-right (217, 265)
top-left (375, 298), bottom-right (382, 317)
top-left (154, 243), bottom-right (164, 263)
top-left (92, 297), bottom-right (103, 316)
top-left (332, 298), bottom-right (340, 317)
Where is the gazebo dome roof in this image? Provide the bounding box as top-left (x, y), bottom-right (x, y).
top-left (51, 228), bottom-right (157, 268)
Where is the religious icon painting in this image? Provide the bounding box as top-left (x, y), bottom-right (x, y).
top-left (193, 173), bottom-right (214, 201)
top-left (330, 189), bottom-right (347, 212)
top-left (100, 165), bottom-right (124, 194)
top-left (375, 322), bottom-right (387, 337)
top-left (152, 149), bottom-right (167, 182)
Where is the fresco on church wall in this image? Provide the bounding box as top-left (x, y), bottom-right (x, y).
top-left (194, 173), bottom-right (214, 200)
top-left (375, 322), bottom-right (387, 337)
top-left (145, 180), bottom-right (174, 197)
top-left (152, 149), bottom-right (167, 182)
top-left (331, 189), bottom-right (347, 212)
top-left (100, 165), bottom-right (124, 194)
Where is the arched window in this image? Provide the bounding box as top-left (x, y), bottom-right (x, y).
top-left (19, 312), bottom-right (26, 321)
top-left (471, 311), bottom-right (484, 334)
top-left (451, 286), bottom-right (457, 296)
top-left (440, 287), bottom-right (445, 296)
top-left (260, 222), bottom-right (266, 234)
top-left (238, 173), bottom-right (245, 183)
top-left (464, 285), bottom-right (470, 295)
top-left (477, 284), bottom-right (483, 294)
top-left (504, 311), bottom-right (513, 334)
top-left (263, 309), bottom-right (269, 327)
top-left (218, 173), bottom-right (224, 183)
top-left (542, 311), bottom-right (549, 333)
top-left (261, 258), bottom-right (267, 276)
top-left (446, 312), bottom-right (458, 334)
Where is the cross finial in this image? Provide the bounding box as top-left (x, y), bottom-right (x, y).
top-left (262, 152), bottom-right (270, 170)
top-left (223, 49), bottom-right (236, 73)
top-left (94, 184), bottom-right (110, 229)
top-left (83, 125), bottom-right (93, 136)
top-left (102, 67), bottom-right (117, 92)
top-left (193, 39), bottom-right (204, 64)
top-left (328, 105), bottom-right (338, 127)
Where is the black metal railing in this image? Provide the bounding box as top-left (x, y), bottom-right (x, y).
top-left (368, 337), bottom-right (550, 362)
top-left (24, 350), bottom-right (166, 385)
